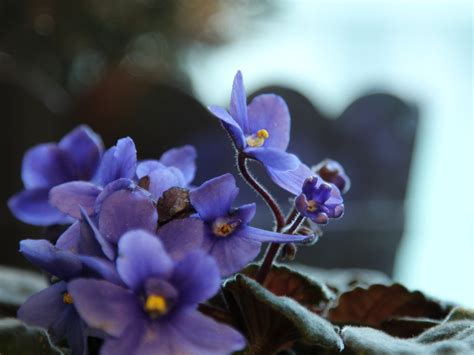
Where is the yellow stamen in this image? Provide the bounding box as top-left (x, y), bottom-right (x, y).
top-left (246, 129), bottom-right (270, 147)
top-left (216, 223), bottom-right (233, 237)
top-left (63, 292), bottom-right (74, 305)
top-left (307, 200), bottom-right (318, 212)
top-left (144, 295), bottom-right (167, 316)
top-left (257, 129), bottom-right (269, 139)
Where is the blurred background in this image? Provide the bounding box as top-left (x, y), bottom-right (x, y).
top-left (1, 0), bottom-right (472, 306)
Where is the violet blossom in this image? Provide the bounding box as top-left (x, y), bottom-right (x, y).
top-left (8, 125), bottom-right (103, 226)
top-left (69, 230), bottom-right (245, 355)
top-left (295, 175), bottom-right (344, 224)
top-left (208, 71), bottom-right (299, 171)
top-left (158, 174), bottom-right (308, 276)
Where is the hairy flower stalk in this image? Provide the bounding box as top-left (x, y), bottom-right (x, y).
top-left (256, 212), bottom-right (306, 284)
top-left (237, 152), bottom-right (286, 231)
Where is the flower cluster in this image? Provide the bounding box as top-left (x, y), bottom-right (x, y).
top-left (9, 71), bottom-right (349, 355)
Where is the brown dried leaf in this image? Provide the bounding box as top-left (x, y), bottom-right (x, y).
top-left (328, 284), bottom-right (451, 329)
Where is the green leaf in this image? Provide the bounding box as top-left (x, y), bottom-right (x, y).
top-left (0, 318), bottom-right (66, 355)
top-left (341, 319), bottom-right (474, 354)
top-left (224, 274), bottom-right (343, 355)
top-left (241, 264), bottom-right (334, 313)
top-left (0, 266), bottom-right (48, 317)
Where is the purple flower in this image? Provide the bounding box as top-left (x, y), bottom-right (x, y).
top-left (312, 159), bottom-right (351, 194)
top-left (49, 137), bottom-right (138, 219)
top-left (8, 125), bottom-right (103, 226)
top-left (295, 176), bottom-right (344, 225)
top-left (69, 230), bottom-right (245, 355)
top-left (209, 71), bottom-right (299, 171)
top-left (17, 239), bottom-right (88, 354)
top-left (54, 179), bottom-right (158, 255)
top-left (158, 174), bottom-right (308, 276)
top-left (136, 145), bottom-right (197, 199)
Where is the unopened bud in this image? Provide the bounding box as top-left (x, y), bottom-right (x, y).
top-left (312, 159), bottom-right (351, 194)
top-left (281, 243), bottom-right (297, 261)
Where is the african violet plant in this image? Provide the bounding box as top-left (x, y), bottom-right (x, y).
top-left (7, 71), bottom-right (474, 355)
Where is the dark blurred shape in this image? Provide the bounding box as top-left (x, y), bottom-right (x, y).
top-left (1, 1), bottom-right (417, 277)
top-left (252, 86), bottom-right (418, 276)
top-left (0, 0), bottom-right (276, 96)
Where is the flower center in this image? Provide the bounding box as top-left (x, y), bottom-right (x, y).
top-left (63, 292), bottom-right (74, 305)
top-left (213, 219), bottom-right (241, 237)
top-left (246, 129), bottom-right (269, 147)
top-left (306, 200), bottom-right (318, 212)
top-left (144, 294), bottom-right (167, 318)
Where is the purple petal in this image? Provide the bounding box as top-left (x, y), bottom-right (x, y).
top-left (328, 204), bottom-right (344, 219)
top-left (295, 194), bottom-right (308, 215)
top-left (68, 279), bottom-right (140, 337)
top-left (172, 251), bottom-right (220, 305)
top-left (94, 178), bottom-right (135, 213)
top-left (165, 308), bottom-right (246, 354)
top-left (58, 125), bottom-right (104, 180)
top-left (95, 137), bottom-right (137, 186)
top-left (160, 145), bottom-right (197, 185)
top-left (189, 174), bottom-right (239, 222)
top-left (326, 187), bottom-right (344, 205)
top-left (56, 221), bottom-right (80, 252)
top-left (100, 322), bottom-right (145, 355)
top-left (157, 218), bottom-right (205, 261)
top-left (147, 166), bottom-right (186, 199)
top-left (8, 188), bottom-right (71, 226)
top-left (230, 70), bottom-right (249, 132)
top-left (117, 230), bottom-right (173, 291)
top-left (80, 208), bottom-right (115, 260)
top-left (247, 94), bottom-right (291, 151)
top-left (315, 183), bottom-right (332, 203)
top-left (80, 256), bottom-right (123, 285)
top-left (65, 316), bottom-right (87, 355)
top-left (233, 203), bottom-right (256, 225)
top-left (266, 162), bottom-right (313, 195)
top-left (208, 105), bottom-right (245, 149)
top-left (136, 160), bottom-right (165, 178)
top-left (21, 143), bottom-right (74, 189)
top-left (203, 233), bottom-right (261, 276)
top-left (20, 239), bottom-right (82, 280)
top-left (98, 188), bottom-right (158, 244)
top-left (245, 147), bottom-right (299, 171)
top-left (236, 226), bottom-right (308, 243)
top-left (49, 181), bottom-right (102, 218)
top-left (18, 281), bottom-right (68, 329)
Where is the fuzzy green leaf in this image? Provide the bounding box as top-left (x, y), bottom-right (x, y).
top-left (0, 266), bottom-right (48, 317)
top-left (224, 274), bottom-right (343, 355)
top-left (0, 318), bottom-right (66, 355)
top-left (341, 319), bottom-right (474, 354)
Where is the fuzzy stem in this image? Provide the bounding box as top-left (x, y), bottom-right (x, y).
top-left (236, 152), bottom-right (286, 230)
top-left (255, 213), bottom-right (305, 284)
top-left (285, 206), bottom-right (299, 226)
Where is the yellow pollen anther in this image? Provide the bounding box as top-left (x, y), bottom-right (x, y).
top-left (246, 129), bottom-right (270, 147)
top-left (307, 200), bottom-right (318, 212)
top-left (63, 292), bottom-right (74, 305)
top-left (216, 223), bottom-right (233, 237)
top-left (145, 295), bottom-right (167, 316)
top-left (257, 129), bottom-right (269, 139)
